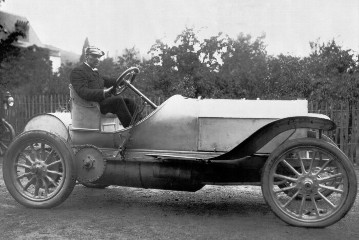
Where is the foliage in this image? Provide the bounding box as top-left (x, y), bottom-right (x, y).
top-left (1, 46), bottom-right (54, 95)
top-left (218, 33), bottom-right (268, 99)
top-left (79, 37), bottom-right (89, 63)
top-left (0, 21), bottom-right (28, 90)
top-left (265, 55), bottom-right (312, 99)
top-left (49, 62), bottom-right (74, 94)
top-left (1, 24), bottom-right (359, 105)
top-left (117, 47), bottom-right (142, 70)
top-left (306, 39), bottom-right (359, 104)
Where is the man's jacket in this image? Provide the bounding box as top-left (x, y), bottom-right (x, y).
top-left (70, 63), bottom-right (115, 103)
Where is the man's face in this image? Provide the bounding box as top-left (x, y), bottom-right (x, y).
top-left (86, 54), bottom-right (102, 69)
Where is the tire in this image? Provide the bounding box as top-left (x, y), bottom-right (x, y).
top-left (307, 130), bottom-right (337, 146)
top-left (261, 138), bottom-right (357, 228)
top-left (0, 120), bottom-right (15, 156)
top-left (81, 182), bottom-right (110, 189)
top-left (3, 130), bottom-right (77, 208)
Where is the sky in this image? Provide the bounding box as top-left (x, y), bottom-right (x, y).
top-left (1, 0), bottom-right (359, 58)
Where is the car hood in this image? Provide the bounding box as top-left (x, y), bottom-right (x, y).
top-left (126, 95), bottom-right (326, 153)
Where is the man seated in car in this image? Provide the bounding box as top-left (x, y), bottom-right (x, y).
top-left (70, 46), bottom-right (136, 128)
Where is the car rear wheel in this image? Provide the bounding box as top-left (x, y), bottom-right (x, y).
top-left (3, 130), bottom-right (77, 208)
top-left (261, 138), bottom-right (357, 227)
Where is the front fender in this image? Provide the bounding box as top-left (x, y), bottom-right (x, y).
top-left (211, 116), bottom-right (336, 160)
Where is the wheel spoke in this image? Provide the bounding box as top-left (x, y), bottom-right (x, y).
top-left (274, 184), bottom-right (298, 193)
top-left (40, 143), bottom-right (46, 160)
top-left (318, 191), bottom-right (336, 208)
top-left (318, 173), bottom-right (343, 183)
top-left (44, 149), bottom-right (56, 163)
top-left (29, 144), bottom-right (38, 159)
top-left (0, 141), bottom-right (8, 150)
top-left (47, 170), bottom-right (63, 176)
top-left (15, 163), bottom-right (31, 169)
top-left (274, 179), bottom-right (288, 185)
top-left (46, 175), bottom-right (58, 187)
top-left (19, 152), bottom-right (34, 164)
top-left (311, 195), bottom-right (320, 217)
top-left (41, 179), bottom-right (49, 197)
top-left (23, 176), bottom-right (36, 191)
top-left (319, 184), bottom-right (344, 194)
top-left (34, 179), bottom-right (41, 197)
top-left (298, 194), bottom-right (306, 217)
top-left (47, 160), bottom-right (62, 168)
top-left (315, 159), bottom-right (332, 176)
top-left (273, 173), bottom-right (297, 182)
top-left (282, 160), bottom-right (301, 176)
top-left (308, 151), bottom-right (317, 174)
top-left (282, 190), bottom-right (300, 208)
top-left (16, 172), bottom-right (33, 180)
top-left (298, 153), bottom-right (307, 174)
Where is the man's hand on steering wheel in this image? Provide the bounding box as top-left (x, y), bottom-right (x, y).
top-left (113, 67), bottom-right (140, 95)
top-left (103, 86), bottom-right (114, 98)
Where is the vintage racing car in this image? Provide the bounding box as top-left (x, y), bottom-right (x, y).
top-left (2, 67), bottom-right (357, 228)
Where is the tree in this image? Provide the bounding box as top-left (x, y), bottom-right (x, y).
top-left (0, 21), bottom-right (27, 90)
top-left (79, 37), bottom-right (90, 63)
top-left (98, 57), bottom-right (117, 77)
top-left (1, 46), bottom-right (54, 94)
top-left (306, 39), bottom-right (357, 103)
top-left (145, 28), bottom-right (219, 98)
top-left (117, 47), bottom-right (141, 70)
top-left (219, 33), bottom-right (268, 99)
top-left (50, 62), bottom-right (74, 94)
top-left (145, 39), bottom-right (178, 98)
top-left (265, 55), bottom-right (312, 99)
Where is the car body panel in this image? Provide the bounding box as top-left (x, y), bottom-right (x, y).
top-left (126, 95), bottom-right (325, 155)
top-left (23, 95), bottom-right (332, 160)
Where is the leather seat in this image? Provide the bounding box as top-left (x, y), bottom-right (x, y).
top-left (69, 84), bottom-right (121, 131)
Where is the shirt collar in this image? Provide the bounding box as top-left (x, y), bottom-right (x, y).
top-left (84, 62), bottom-right (98, 72)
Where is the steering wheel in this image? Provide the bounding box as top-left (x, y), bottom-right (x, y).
top-left (114, 67), bottom-right (140, 95)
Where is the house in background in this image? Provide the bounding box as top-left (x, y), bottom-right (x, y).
top-left (0, 10), bottom-right (79, 71)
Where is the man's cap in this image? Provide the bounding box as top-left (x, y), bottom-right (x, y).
top-left (85, 46), bottom-right (105, 56)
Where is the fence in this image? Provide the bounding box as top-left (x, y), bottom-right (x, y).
top-left (5, 94), bottom-right (359, 164)
top-left (309, 101), bottom-right (359, 164)
top-left (7, 94), bottom-right (70, 135)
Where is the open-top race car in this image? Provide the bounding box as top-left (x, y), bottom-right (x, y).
top-left (2, 67), bottom-right (357, 228)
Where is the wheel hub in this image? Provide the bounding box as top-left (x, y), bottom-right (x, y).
top-left (74, 146), bottom-right (106, 183)
top-left (303, 179), bottom-right (313, 190)
top-left (31, 161), bottom-right (47, 177)
top-left (83, 155), bottom-right (95, 169)
top-left (298, 175), bottom-right (318, 194)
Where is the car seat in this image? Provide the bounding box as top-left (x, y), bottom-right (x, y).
top-left (69, 84), bottom-right (121, 132)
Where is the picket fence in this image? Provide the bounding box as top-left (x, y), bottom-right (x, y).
top-left (5, 94), bottom-right (359, 164)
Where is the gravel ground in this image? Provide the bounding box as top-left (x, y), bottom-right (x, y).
top-left (1, 160), bottom-right (358, 240)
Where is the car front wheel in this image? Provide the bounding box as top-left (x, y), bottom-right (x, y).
top-left (261, 138), bottom-right (357, 227)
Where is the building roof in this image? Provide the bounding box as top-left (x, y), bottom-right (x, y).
top-left (0, 10), bottom-right (44, 48)
top-left (1, 11), bottom-right (80, 64)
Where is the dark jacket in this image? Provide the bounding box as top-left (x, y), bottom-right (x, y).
top-left (70, 63), bottom-right (116, 103)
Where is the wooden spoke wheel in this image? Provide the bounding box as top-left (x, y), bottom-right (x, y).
top-left (262, 138), bottom-right (357, 227)
top-left (3, 130), bottom-right (76, 208)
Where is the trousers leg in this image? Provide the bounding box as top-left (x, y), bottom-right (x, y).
top-left (123, 98), bottom-right (137, 116)
top-left (100, 96), bottom-right (133, 128)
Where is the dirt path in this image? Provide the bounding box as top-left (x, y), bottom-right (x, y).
top-left (1, 161), bottom-right (359, 240)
